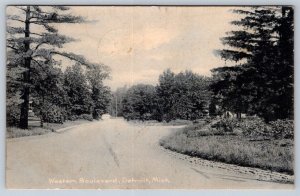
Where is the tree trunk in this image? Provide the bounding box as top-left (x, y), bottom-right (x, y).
top-left (237, 112), bottom-right (242, 120)
top-left (40, 95), bottom-right (44, 128)
top-left (40, 117), bottom-right (44, 128)
top-left (19, 6), bottom-right (31, 129)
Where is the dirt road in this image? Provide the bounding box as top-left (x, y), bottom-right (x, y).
top-left (6, 118), bottom-right (293, 189)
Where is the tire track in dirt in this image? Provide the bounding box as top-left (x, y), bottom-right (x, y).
top-left (101, 134), bottom-right (120, 167)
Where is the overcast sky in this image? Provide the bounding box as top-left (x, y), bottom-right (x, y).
top-left (56, 7), bottom-right (238, 90)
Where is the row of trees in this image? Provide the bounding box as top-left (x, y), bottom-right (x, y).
top-left (7, 6), bottom-right (111, 128)
top-left (211, 6), bottom-right (294, 122)
top-left (32, 63), bottom-right (110, 125)
top-left (119, 70), bottom-right (211, 122)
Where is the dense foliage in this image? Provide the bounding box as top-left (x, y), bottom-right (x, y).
top-left (209, 117), bottom-right (294, 140)
top-left (6, 6), bottom-right (111, 128)
top-left (121, 70), bottom-right (211, 121)
top-left (211, 6), bottom-right (294, 122)
top-left (122, 84), bottom-right (159, 121)
top-left (157, 69), bottom-right (211, 121)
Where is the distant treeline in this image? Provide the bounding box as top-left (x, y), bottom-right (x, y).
top-left (109, 70), bottom-right (211, 122)
top-left (110, 6), bottom-right (294, 123)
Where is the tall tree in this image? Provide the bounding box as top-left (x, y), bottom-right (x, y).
top-left (7, 6), bottom-right (100, 128)
top-left (86, 65), bottom-right (111, 119)
top-left (213, 6), bottom-right (294, 121)
top-left (156, 69), bottom-right (211, 121)
top-left (172, 71), bottom-right (211, 120)
top-left (6, 51), bottom-right (24, 126)
top-left (31, 61), bottom-right (67, 126)
top-left (156, 69), bottom-right (176, 121)
top-left (122, 84), bottom-right (158, 121)
top-left (120, 70), bottom-right (211, 121)
top-left (275, 7), bottom-right (294, 119)
top-left (64, 63), bottom-right (93, 117)
top-left (210, 65), bottom-right (256, 119)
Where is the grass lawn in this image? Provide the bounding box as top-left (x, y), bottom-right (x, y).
top-left (6, 119), bottom-right (92, 139)
top-left (160, 123), bottom-right (294, 175)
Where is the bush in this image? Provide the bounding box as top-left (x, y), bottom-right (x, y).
top-left (193, 116), bottom-right (213, 124)
top-left (210, 117), bottom-right (274, 139)
top-left (123, 112), bottom-right (140, 121)
top-left (269, 119), bottom-right (294, 139)
top-left (212, 118), bottom-right (240, 132)
top-left (42, 105), bottom-right (64, 123)
top-left (68, 115), bottom-right (79, 121)
top-left (216, 117), bottom-right (294, 140)
top-left (239, 117), bottom-right (272, 138)
top-left (93, 109), bottom-right (104, 120)
top-left (32, 102), bottom-right (65, 123)
top-left (7, 104), bottom-right (20, 126)
top-left (186, 117), bottom-right (294, 140)
top-left (6, 96), bottom-right (22, 126)
top-left (68, 114), bottom-right (93, 121)
top-left (141, 113), bottom-right (152, 121)
top-left (78, 114), bottom-right (93, 121)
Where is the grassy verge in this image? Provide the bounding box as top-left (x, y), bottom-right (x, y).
top-left (160, 121), bottom-right (294, 175)
top-left (6, 119), bottom-right (92, 139)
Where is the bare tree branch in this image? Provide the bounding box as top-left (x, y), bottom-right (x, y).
top-left (8, 18), bottom-right (25, 23)
top-left (31, 32), bottom-right (43, 36)
top-left (34, 42), bottom-right (46, 50)
top-left (6, 45), bottom-right (19, 51)
top-left (15, 6), bottom-right (27, 12)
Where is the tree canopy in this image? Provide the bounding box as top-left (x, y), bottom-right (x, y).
top-left (7, 6), bottom-right (111, 128)
top-left (211, 6), bottom-right (294, 121)
top-left (121, 69), bottom-right (211, 122)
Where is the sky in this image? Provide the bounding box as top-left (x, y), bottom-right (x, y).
top-left (9, 6), bottom-right (240, 91)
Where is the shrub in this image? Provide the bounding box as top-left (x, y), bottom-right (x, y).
top-left (238, 117), bottom-right (294, 140)
top-left (42, 105), bottom-right (64, 123)
top-left (6, 95), bottom-right (22, 126)
top-left (193, 116), bottom-right (213, 124)
top-left (78, 114), bottom-right (93, 121)
top-left (141, 113), bottom-right (152, 121)
top-left (68, 115), bottom-right (79, 121)
top-left (212, 118), bottom-right (240, 132)
top-left (186, 117), bottom-right (295, 140)
top-left (7, 104), bottom-right (20, 126)
top-left (32, 102), bottom-right (65, 123)
top-left (93, 109), bottom-right (104, 120)
top-left (269, 119), bottom-right (294, 139)
top-left (238, 117), bottom-right (272, 138)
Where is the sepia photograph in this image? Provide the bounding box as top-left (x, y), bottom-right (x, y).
top-left (5, 5), bottom-right (294, 189)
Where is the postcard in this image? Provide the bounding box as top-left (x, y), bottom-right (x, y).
top-left (6, 5), bottom-right (294, 189)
